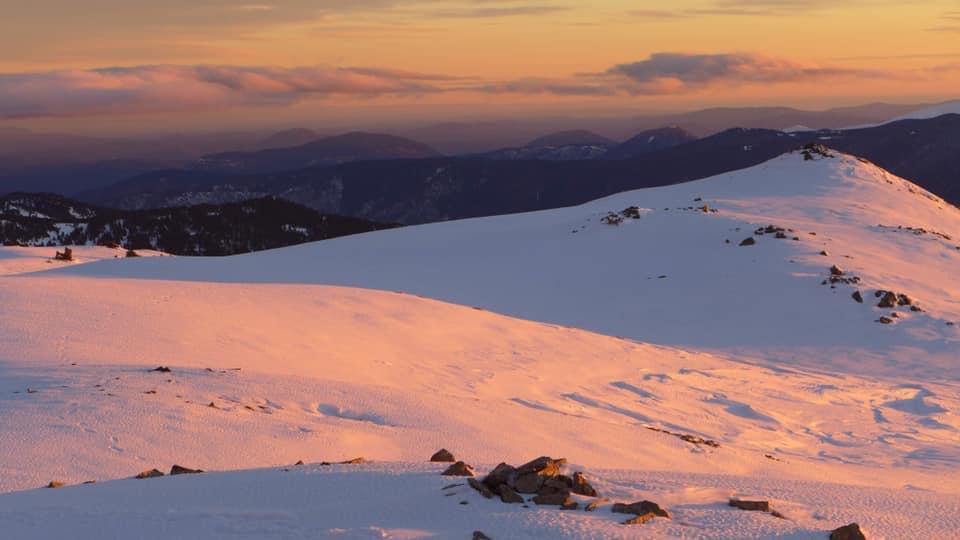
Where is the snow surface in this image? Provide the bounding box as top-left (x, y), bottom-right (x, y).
top-left (0, 246), bottom-right (164, 276)
top-left (3, 150), bottom-right (958, 538)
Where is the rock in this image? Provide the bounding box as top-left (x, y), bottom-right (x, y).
top-left (170, 465), bottom-right (203, 475)
top-left (468, 478), bottom-right (495, 498)
top-left (294, 460), bottom-right (304, 466)
top-left (472, 532), bottom-right (492, 540)
top-left (151, 366), bottom-right (172, 373)
top-left (830, 523), bottom-right (867, 540)
top-left (729, 498), bottom-right (769, 512)
top-left (612, 500), bottom-right (670, 518)
top-left (532, 490), bottom-right (574, 506)
top-left (852, 291), bottom-right (864, 303)
top-left (561, 499), bottom-right (579, 510)
top-left (514, 472), bottom-right (544, 493)
top-left (135, 469), bottom-right (165, 479)
top-left (775, 231), bottom-right (787, 239)
top-left (820, 250), bottom-right (829, 256)
top-left (321, 457), bottom-right (366, 466)
top-left (877, 291), bottom-right (898, 308)
top-left (830, 265), bottom-right (844, 276)
top-left (878, 316), bottom-right (894, 325)
top-left (897, 293), bottom-right (913, 306)
top-left (623, 513), bottom-right (656, 525)
top-left (516, 456), bottom-right (566, 476)
top-left (513, 456), bottom-right (565, 493)
top-left (571, 471), bottom-right (598, 497)
top-left (441, 461), bottom-right (475, 477)
top-left (46, 481), bottom-right (65, 489)
top-left (739, 237), bottom-right (756, 246)
top-left (498, 484), bottom-right (525, 504)
top-left (585, 498), bottom-right (609, 511)
top-left (482, 462), bottom-right (516, 491)
top-left (430, 449), bottom-right (456, 462)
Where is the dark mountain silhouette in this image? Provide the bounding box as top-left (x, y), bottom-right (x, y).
top-left (195, 132), bottom-right (442, 174)
top-left (603, 127), bottom-right (698, 159)
top-left (83, 114), bottom-right (960, 225)
top-left (258, 128), bottom-right (321, 149)
top-left (0, 193), bottom-right (396, 256)
top-left (525, 130), bottom-right (615, 148)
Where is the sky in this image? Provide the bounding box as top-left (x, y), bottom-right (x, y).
top-left (1, 0), bottom-right (959, 133)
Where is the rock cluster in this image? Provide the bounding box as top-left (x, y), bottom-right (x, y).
top-left (801, 143), bottom-right (835, 160)
top-left (644, 425), bottom-right (720, 448)
top-left (434, 452), bottom-right (670, 527)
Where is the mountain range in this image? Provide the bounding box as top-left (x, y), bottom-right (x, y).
top-left (81, 114), bottom-right (960, 225)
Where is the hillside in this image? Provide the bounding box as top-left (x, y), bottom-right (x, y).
top-left (63, 147), bottom-right (960, 375)
top-left (3, 148), bottom-right (957, 538)
top-left (0, 194), bottom-right (395, 255)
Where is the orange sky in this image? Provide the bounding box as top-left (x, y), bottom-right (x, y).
top-left (1, 1), bottom-right (958, 132)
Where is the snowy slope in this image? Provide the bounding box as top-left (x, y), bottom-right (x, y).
top-left (3, 148), bottom-right (959, 538)
top-left (0, 245), bottom-right (164, 276)
top-left (2, 462), bottom-right (958, 539)
top-left (49, 149), bottom-right (960, 378)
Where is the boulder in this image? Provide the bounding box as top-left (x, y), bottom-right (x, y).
top-left (135, 469), bottom-right (165, 479)
top-left (46, 481), bottom-right (66, 489)
top-left (516, 456), bottom-right (566, 476)
top-left (513, 472), bottom-right (543, 493)
top-left (612, 500), bottom-right (670, 518)
top-left (513, 456), bottom-right (565, 493)
top-left (852, 291), bottom-right (864, 303)
top-left (877, 291), bottom-right (898, 308)
top-left (170, 465), bottom-right (203, 475)
top-left (468, 478), bottom-right (495, 499)
top-left (571, 471), bottom-right (598, 497)
top-left (430, 449), bottom-right (455, 462)
top-left (830, 265), bottom-right (844, 276)
top-left (441, 461), bottom-right (475, 477)
top-left (623, 513), bottom-right (657, 525)
top-left (830, 523), bottom-right (866, 540)
top-left (532, 490), bottom-right (574, 507)
top-left (896, 294), bottom-right (913, 306)
top-left (729, 498), bottom-right (769, 512)
top-left (482, 462), bottom-right (516, 491)
top-left (878, 316), bottom-right (894, 325)
top-left (739, 237), bottom-right (756, 246)
top-left (151, 366), bottom-right (172, 373)
top-left (472, 531), bottom-right (492, 540)
top-left (498, 484), bottom-right (525, 504)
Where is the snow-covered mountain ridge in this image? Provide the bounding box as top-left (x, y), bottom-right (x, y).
top-left (2, 147), bottom-right (957, 538)
top-left (52, 147), bottom-right (960, 378)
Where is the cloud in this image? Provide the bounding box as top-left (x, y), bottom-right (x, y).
top-left (0, 53), bottom-right (905, 118)
top-left (468, 78), bottom-right (613, 96)
top-left (0, 65), bottom-right (450, 118)
top-left (603, 53), bottom-right (884, 94)
top-left (429, 5), bottom-right (570, 18)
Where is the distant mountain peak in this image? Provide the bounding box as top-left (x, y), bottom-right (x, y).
top-left (259, 128), bottom-right (321, 149)
top-left (196, 132), bottom-right (441, 174)
top-left (524, 129), bottom-right (615, 149)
